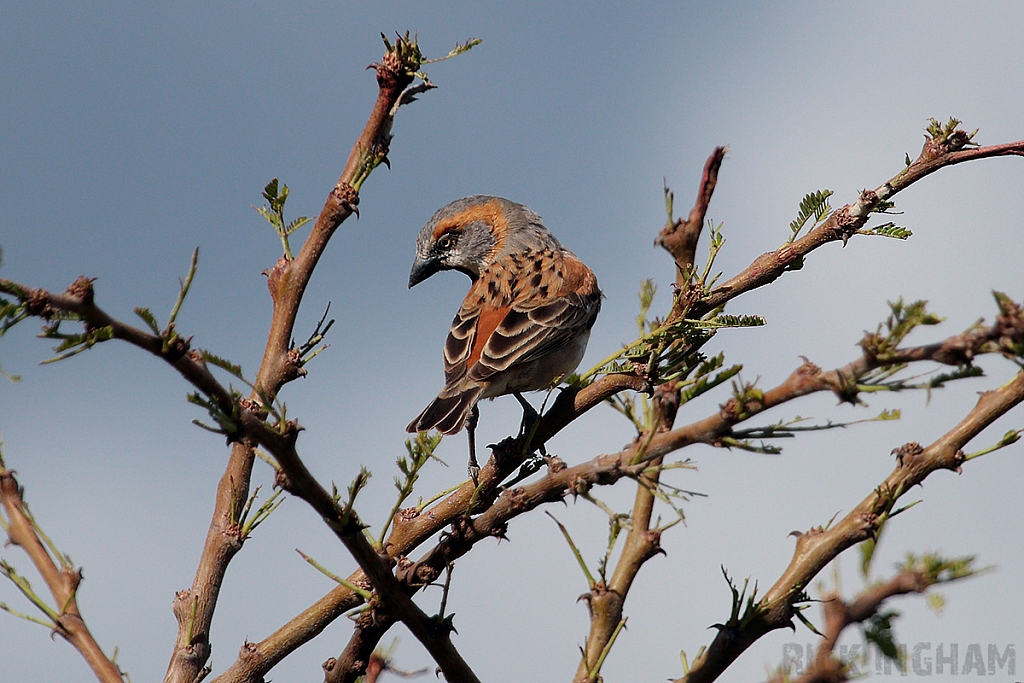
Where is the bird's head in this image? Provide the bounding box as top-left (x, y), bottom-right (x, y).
top-left (408, 195), bottom-right (559, 288)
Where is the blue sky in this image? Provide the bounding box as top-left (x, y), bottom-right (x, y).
top-left (2, 3), bottom-right (1023, 682)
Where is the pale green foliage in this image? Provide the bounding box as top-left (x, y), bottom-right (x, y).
top-left (39, 322), bottom-right (114, 364)
top-left (964, 428), bottom-right (1022, 461)
top-left (725, 409), bottom-right (902, 455)
top-left (720, 568), bottom-right (762, 630)
top-left (636, 279), bottom-right (657, 334)
top-left (132, 246), bottom-right (200, 353)
top-left (788, 189), bottom-right (833, 242)
top-left (902, 552), bottom-right (980, 584)
top-left (293, 303), bottom-right (335, 368)
top-left (925, 117), bottom-right (978, 145)
top-left (861, 222), bottom-right (913, 240)
top-left (255, 178), bottom-right (310, 259)
top-left (377, 432), bottom-right (444, 546)
top-left (421, 37), bottom-right (483, 67)
top-left (864, 609), bottom-right (904, 670)
top-left (187, 388), bottom-right (242, 437)
top-left (201, 350), bottom-right (246, 383)
top-left (861, 299), bottom-right (944, 362)
top-left (238, 486), bottom-right (284, 538)
top-left (547, 512), bottom-right (596, 589)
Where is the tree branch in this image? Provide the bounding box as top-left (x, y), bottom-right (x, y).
top-left (212, 299), bottom-right (1022, 683)
top-left (769, 554), bottom-right (977, 683)
top-left (0, 457), bottom-right (126, 683)
top-left (683, 134), bottom-right (1024, 320)
top-left (574, 382), bottom-right (681, 682)
top-left (676, 369), bottom-right (1024, 683)
top-left (164, 37), bottom-right (422, 683)
top-left (0, 33), bottom-right (426, 683)
top-left (656, 147), bottom-right (727, 285)
top-left (208, 370), bottom-right (649, 683)
top-left (235, 413), bottom-right (481, 683)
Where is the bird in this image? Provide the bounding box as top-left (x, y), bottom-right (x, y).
top-left (406, 195), bottom-right (601, 476)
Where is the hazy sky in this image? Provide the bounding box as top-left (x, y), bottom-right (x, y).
top-left (2, 3), bottom-right (1022, 682)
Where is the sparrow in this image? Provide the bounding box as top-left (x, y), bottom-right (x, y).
top-left (406, 195), bottom-right (601, 474)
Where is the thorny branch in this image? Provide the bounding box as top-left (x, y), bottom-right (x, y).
top-left (162, 34), bottom-right (440, 683)
top-left (2, 65), bottom-right (1022, 683)
top-left (270, 297), bottom-right (1023, 683)
top-left (0, 33), bottom-right (457, 683)
top-left (770, 556), bottom-right (978, 683)
top-left (676, 368), bottom-right (1024, 683)
top-left (6, 267), bottom-right (1016, 683)
top-left (573, 382), bottom-right (681, 682)
top-left (680, 134), bottom-right (1024, 321)
top-left (219, 403), bottom-right (482, 682)
top-left (0, 456), bottom-right (126, 683)
top-left (656, 146), bottom-right (727, 285)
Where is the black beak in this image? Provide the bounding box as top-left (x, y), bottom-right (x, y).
top-left (408, 254), bottom-right (441, 288)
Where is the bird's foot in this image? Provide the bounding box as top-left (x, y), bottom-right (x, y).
top-left (467, 405), bottom-right (480, 485)
top-left (513, 392), bottom-right (541, 440)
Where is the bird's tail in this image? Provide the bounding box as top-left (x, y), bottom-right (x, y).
top-left (406, 385), bottom-right (484, 435)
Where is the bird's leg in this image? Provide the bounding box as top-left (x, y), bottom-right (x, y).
top-left (466, 404), bottom-right (480, 484)
top-left (513, 392), bottom-right (547, 456)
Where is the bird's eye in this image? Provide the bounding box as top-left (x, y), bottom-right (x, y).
top-left (437, 233), bottom-right (456, 250)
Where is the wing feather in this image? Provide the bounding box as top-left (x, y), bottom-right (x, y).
top-left (410, 247), bottom-right (600, 434)
top-left (467, 250), bottom-right (600, 384)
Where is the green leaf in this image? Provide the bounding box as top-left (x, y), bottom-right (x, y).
top-left (863, 609), bottom-right (905, 670)
top-left (697, 314), bottom-right (766, 329)
top-left (793, 608), bottom-right (823, 637)
top-left (200, 351), bottom-right (247, 383)
top-left (422, 37), bottom-right (483, 65)
top-left (636, 279), bottom-right (657, 334)
top-left (134, 307), bottom-right (161, 335)
top-left (284, 215), bottom-right (311, 236)
top-left (862, 222), bottom-right (913, 240)
top-left (789, 189), bottom-right (833, 242)
top-left (860, 537), bottom-right (878, 578)
top-left (262, 178), bottom-right (280, 203)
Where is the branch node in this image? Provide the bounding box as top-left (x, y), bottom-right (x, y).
top-left (65, 276), bottom-right (95, 305)
top-left (24, 289), bottom-right (54, 318)
top-left (331, 182), bottom-right (361, 218)
top-left (891, 441), bottom-right (924, 467)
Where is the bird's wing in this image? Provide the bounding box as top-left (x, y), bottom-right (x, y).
top-left (442, 250), bottom-right (600, 386)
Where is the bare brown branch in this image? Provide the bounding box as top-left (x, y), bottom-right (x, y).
top-left (657, 147), bottom-right (727, 284)
top-left (677, 369), bottom-right (1024, 683)
top-left (322, 615), bottom-right (390, 683)
top-left (683, 136), bottom-right (1024, 321)
top-left (0, 464), bottom-right (125, 683)
top-left (574, 382), bottom-right (680, 682)
top-left (165, 40), bottom-right (419, 683)
top-left (768, 566), bottom-right (940, 683)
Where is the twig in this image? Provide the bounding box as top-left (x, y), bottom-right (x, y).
top-left (656, 146), bottom-right (727, 284)
top-left (683, 135), bottom-right (1024, 321)
top-left (0, 461), bottom-right (125, 683)
top-left (212, 304), bottom-right (1022, 683)
top-left (574, 382), bottom-right (679, 681)
top-left (677, 370), bottom-right (1024, 683)
top-left (771, 556), bottom-right (979, 683)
